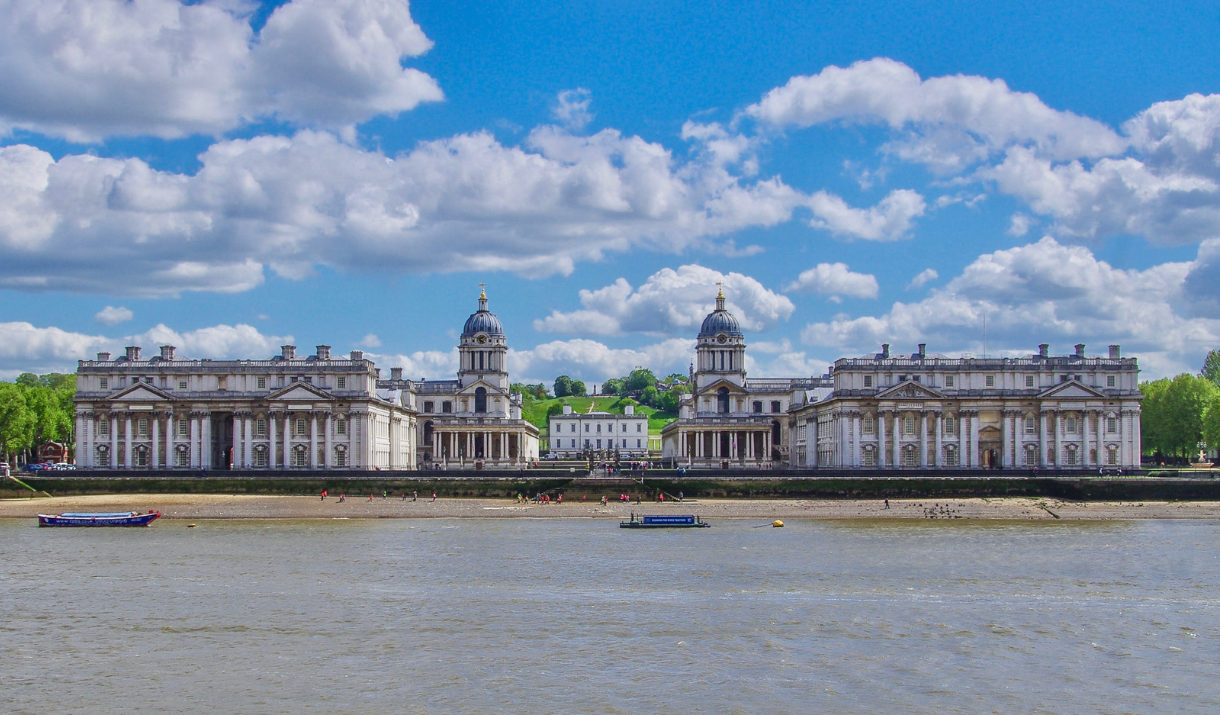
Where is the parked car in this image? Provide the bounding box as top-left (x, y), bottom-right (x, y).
top-left (23, 463), bottom-right (51, 472)
top-left (52, 463), bottom-right (76, 470)
top-left (0, 462), bottom-right (9, 477)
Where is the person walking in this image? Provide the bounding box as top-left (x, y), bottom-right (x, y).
top-left (431, 492), bottom-right (437, 502)
top-left (413, 491), bottom-right (418, 501)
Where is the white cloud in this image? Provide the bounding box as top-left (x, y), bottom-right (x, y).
top-left (1007, 213), bottom-right (1034, 237)
top-left (0, 320), bottom-right (291, 376)
top-left (0, 124), bottom-right (830, 295)
top-left (509, 338), bottom-right (695, 384)
top-left (744, 58), bottom-right (1126, 166)
top-left (94, 305), bottom-right (133, 326)
top-left (906, 268), bottom-right (938, 290)
top-left (373, 348), bottom-right (458, 380)
top-left (785, 262), bottom-right (878, 299)
top-left (806, 189), bottom-right (926, 240)
top-left (0, 0), bottom-right (442, 142)
top-left (358, 333), bottom-right (382, 348)
top-left (800, 237), bottom-right (1218, 379)
top-left (553, 88), bottom-right (593, 131)
top-left (534, 264), bottom-right (794, 337)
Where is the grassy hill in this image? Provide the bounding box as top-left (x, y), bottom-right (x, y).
top-left (520, 396), bottom-right (677, 436)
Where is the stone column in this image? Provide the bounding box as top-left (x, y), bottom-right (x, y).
top-left (323, 412), bottom-right (331, 469)
top-left (852, 413), bottom-right (861, 467)
top-left (1053, 410), bottom-right (1061, 467)
top-left (893, 414), bottom-right (901, 468)
top-left (877, 411), bottom-right (887, 467)
top-left (1001, 411), bottom-right (1011, 468)
top-left (958, 413), bottom-right (966, 467)
top-left (283, 413), bottom-right (292, 468)
top-left (201, 413), bottom-right (212, 469)
top-left (123, 414), bottom-right (132, 469)
top-left (269, 412), bottom-right (277, 469)
top-left (1039, 411), bottom-right (1048, 467)
top-left (151, 414), bottom-right (160, 469)
top-left (934, 412), bottom-right (943, 468)
top-left (919, 412), bottom-right (928, 467)
top-left (310, 411), bottom-right (319, 469)
top-left (1083, 410), bottom-right (1092, 467)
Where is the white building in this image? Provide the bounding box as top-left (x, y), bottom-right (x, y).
top-left (788, 343), bottom-right (1143, 470)
top-left (548, 404), bottom-right (649, 458)
top-left (74, 345), bottom-right (414, 470)
top-left (661, 290), bottom-right (827, 467)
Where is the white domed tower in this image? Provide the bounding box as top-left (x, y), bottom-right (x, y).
top-left (694, 287), bottom-right (747, 390)
top-left (458, 287), bottom-right (509, 392)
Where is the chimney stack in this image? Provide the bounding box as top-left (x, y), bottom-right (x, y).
top-left (97, 352), bottom-right (111, 362)
top-left (1109, 345), bottom-right (1121, 359)
top-left (350, 350), bottom-right (364, 361)
top-left (917, 343), bottom-right (926, 359)
top-left (316, 345), bottom-right (331, 360)
top-left (160, 345), bottom-right (176, 360)
top-left (281, 345), bottom-right (296, 360)
top-left (390, 367), bottom-right (403, 380)
top-left (1075, 343), bottom-right (1086, 358)
top-left (1038, 343), bottom-right (1049, 358)
top-left (125, 346), bottom-right (141, 361)
top-left (881, 343), bottom-right (890, 359)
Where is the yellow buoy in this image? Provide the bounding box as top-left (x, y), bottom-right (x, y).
top-left (772, 520), bottom-right (784, 528)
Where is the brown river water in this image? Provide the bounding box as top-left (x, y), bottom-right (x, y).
top-left (3, 518), bottom-right (1218, 714)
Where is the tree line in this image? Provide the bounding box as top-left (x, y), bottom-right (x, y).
top-left (1140, 350), bottom-right (1220, 463)
top-left (512, 368), bottom-right (692, 413)
top-left (0, 373), bottom-right (76, 465)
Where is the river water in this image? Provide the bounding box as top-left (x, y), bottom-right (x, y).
top-left (3, 517), bottom-right (1218, 714)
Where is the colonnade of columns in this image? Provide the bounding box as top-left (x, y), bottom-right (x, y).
top-left (676, 428), bottom-right (772, 464)
top-left (431, 429), bottom-right (521, 464)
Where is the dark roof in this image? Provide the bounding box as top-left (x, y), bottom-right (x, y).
top-left (461, 291), bottom-right (504, 337)
top-left (698, 291), bottom-right (743, 338)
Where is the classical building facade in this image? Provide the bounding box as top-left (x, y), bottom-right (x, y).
top-left (788, 343), bottom-right (1143, 470)
top-left (661, 290), bottom-right (827, 467)
top-left (74, 345), bottom-right (413, 471)
top-left (74, 290), bottom-right (538, 471)
top-left (548, 404), bottom-right (649, 459)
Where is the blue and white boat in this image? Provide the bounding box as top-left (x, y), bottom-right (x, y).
top-left (619, 514), bottom-right (710, 529)
top-left (38, 511), bottom-right (161, 527)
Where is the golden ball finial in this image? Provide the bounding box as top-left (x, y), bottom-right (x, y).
top-left (479, 282), bottom-right (486, 300)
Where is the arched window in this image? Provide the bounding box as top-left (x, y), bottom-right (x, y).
top-left (422, 421), bottom-right (434, 446)
top-left (474, 387), bottom-right (487, 413)
top-left (717, 387), bottom-right (730, 414)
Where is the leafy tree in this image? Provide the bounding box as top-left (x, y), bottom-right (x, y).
top-left (570, 380), bottom-right (587, 397)
top-left (657, 383), bottom-right (687, 413)
top-left (1203, 349), bottom-right (1220, 388)
top-left (1140, 379), bottom-right (1170, 456)
top-left (663, 373), bottom-right (688, 385)
top-left (639, 385), bottom-right (659, 406)
top-left (1142, 374), bottom-right (1219, 459)
top-left (1202, 395), bottom-right (1220, 456)
top-left (553, 375), bottom-right (572, 398)
top-left (624, 368), bottom-right (657, 392)
top-left (601, 378), bottom-right (622, 395)
top-left (0, 382), bottom-right (34, 463)
top-left (545, 403), bottom-right (566, 419)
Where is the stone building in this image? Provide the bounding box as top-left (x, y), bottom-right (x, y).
top-left (787, 343), bottom-right (1143, 469)
top-left (660, 289), bottom-right (827, 467)
top-left (548, 404), bottom-right (649, 459)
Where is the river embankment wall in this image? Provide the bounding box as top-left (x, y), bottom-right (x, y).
top-left (8, 469), bottom-right (1220, 501)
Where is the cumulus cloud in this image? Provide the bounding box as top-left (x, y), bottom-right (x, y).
top-left (533, 265), bottom-right (794, 337)
top-left (800, 237), bottom-right (1218, 378)
top-left (785, 263), bottom-right (878, 300)
top-left (0, 124), bottom-right (835, 295)
top-left (373, 348), bottom-right (458, 380)
top-left (510, 338), bottom-right (695, 384)
top-left (358, 333), bottom-right (382, 348)
top-left (0, 320), bottom-right (291, 377)
top-left (806, 189), bottom-right (926, 240)
top-left (0, 0), bottom-right (442, 142)
top-left (906, 268), bottom-right (938, 290)
top-left (94, 305), bottom-right (133, 326)
top-left (553, 88), bottom-right (593, 131)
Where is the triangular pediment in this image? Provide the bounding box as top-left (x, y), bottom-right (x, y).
top-left (698, 378), bottom-right (749, 395)
top-left (876, 381), bottom-right (943, 400)
top-left (1039, 381), bottom-right (1106, 400)
top-left (108, 383), bottom-right (172, 402)
top-left (458, 379), bottom-right (502, 395)
top-left (269, 382), bottom-right (333, 401)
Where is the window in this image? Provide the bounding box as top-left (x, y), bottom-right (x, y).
top-left (1025, 375), bottom-right (1035, 387)
top-left (903, 416), bottom-right (915, 434)
top-left (863, 416), bottom-right (874, 433)
top-left (636, 423), bottom-right (642, 433)
top-left (717, 387), bottom-right (730, 414)
top-left (1066, 417), bottom-right (1078, 433)
top-left (944, 417), bottom-right (955, 435)
top-left (637, 439), bottom-right (642, 448)
top-left (144, 377), bottom-right (153, 384)
top-left (1024, 417), bottom-right (1035, 434)
top-left (899, 375), bottom-right (908, 382)
top-left (256, 419), bottom-right (267, 436)
top-left (134, 448), bottom-right (148, 467)
top-left (177, 449), bottom-right (190, 467)
top-left (585, 424), bottom-right (590, 432)
top-left (1065, 447), bottom-right (1078, 466)
top-left (442, 401), bottom-right (452, 413)
top-left (178, 378), bottom-right (189, 390)
top-left (771, 401), bottom-right (782, 413)
top-left (596, 424), bottom-right (601, 433)
top-left (296, 418), bottom-right (307, 436)
top-left (334, 449), bottom-right (346, 467)
top-left (292, 449), bottom-right (307, 467)
top-left (944, 447), bottom-right (958, 467)
top-left (596, 439), bottom-right (602, 449)
top-left (256, 377), bottom-right (266, 389)
top-left (1107, 447), bottom-right (1118, 466)
top-left (985, 375), bottom-right (995, 387)
top-left (253, 448), bottom-right (267, 467)
top-left (1107, 375), bottom-right (1116, 388)
top-left (1061, 375), bottom-right (1069, 383)
top-left (475, 387), bottom-right (487, 413)
top-left (98, 420), bottom-right (109, 436)
top-left (571, 424), bottom-right (576, 433)
top-left (178, 419), bottom-right (189, 436)
top-left (1107, 416), bottom-right (1117, 433)
top-left (753, 401), bottom-right (763, 413)
top-left (912, 375), bottom-right (921, 383)
top-left (424, 401), bottom-right (434, 413)
top-left (607, 424), bottom-right (613, 433)
top-left (863, 375), bottom-right (873, 388)
top-left (863, 448), bottom-right (876, 467)
top-left (99, 378), bottom-right (109, 390)
top-left (945, 375), bottom-right (955, 387)
top-left (137, 418), bottom-right (148, 436)
top-left (337, 376), bottom-right (347, 390)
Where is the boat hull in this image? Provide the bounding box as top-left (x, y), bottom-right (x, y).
top-left (38, 512), bottom-right (161, 527)
top-left (620, 515), bottom-right (710, 528)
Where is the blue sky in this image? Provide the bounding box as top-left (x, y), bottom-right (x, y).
top-left (1, 0), bottom-right (1218, 383)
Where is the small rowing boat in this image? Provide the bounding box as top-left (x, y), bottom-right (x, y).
top-left (38, 511), bottom-right (161, 527)
top-left (619, 514), bottom-right (710, 529)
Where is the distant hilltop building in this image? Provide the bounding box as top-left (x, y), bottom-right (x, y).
top-left (73, 290), bottom-right (537, 471)
top-left (663, 290), bottom-right (1142, 470)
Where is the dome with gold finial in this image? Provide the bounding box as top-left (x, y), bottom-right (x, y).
top-left (698, 286), bottom-right (743, 338)
top-left (462, 286), bottom-right (504, 337)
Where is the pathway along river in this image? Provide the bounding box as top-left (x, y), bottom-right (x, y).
top-left (4, 518), bottom-right (1218, 714)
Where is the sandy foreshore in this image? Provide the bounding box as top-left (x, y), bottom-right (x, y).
top-left (3, 493), bottom-right (1220, 520)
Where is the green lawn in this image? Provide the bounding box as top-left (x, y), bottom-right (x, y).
top-left (521, 396), bottom-right (677, 437)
